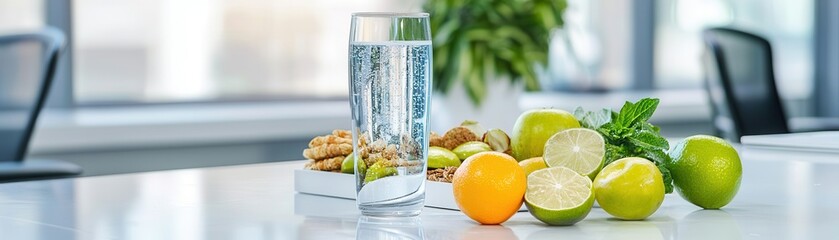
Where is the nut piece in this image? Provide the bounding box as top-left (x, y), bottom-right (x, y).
top-left (304, 156), bottom-right (345, 171)
top-left (303, 129), bottom-right (354, 164)
top-left (483, 128), bottom-right (512, 155)
top-left (430, 126), bottom-right (480, 150)
top-left (302, 143), bottom-right (353, 160)
top-left (427, 166), bottom-right (458, 183)
top-left (332, 129), bottom-right (352, 139)
top-left (308, 135), bottom-right (352, 148)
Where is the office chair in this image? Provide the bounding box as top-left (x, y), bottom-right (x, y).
top-left (0, 28), bottom-right (81, 182)
top-left (701, 27), bottom-right (788, 142)
top-left (702, 27), bottom-right (839, 142)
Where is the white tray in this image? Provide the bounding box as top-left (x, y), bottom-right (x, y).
top-left (294, 169), bottom-right (527, 211)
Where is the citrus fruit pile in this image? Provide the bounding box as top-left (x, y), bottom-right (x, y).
top-left (451, 99), bottom-right (743, 226)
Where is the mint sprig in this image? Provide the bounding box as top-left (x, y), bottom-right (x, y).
top-left (574, 98), bottom-right (674, 193)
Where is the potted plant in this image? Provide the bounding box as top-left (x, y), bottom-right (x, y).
top-left (424, 0), bottom-right (568, 106)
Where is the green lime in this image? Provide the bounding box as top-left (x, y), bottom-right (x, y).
top-left (428, 146), bottom-right (461, 169)
top-left (518, 157), bottom-right (547, 177)
top-left (669, 135), bottom-right (742, 209)
top-left (364, 161), bottom-right (396, 183)
top-left (452, 141), bottom-right (492, 160)
top-left (524, 167), bottom-right (595, 226)
top-left (593, 157), bottom-right (664, 220)
top-left (340, 152), bottom-right (366, 174)
top-left (543, 128), bottom-right (605, 179)
top-left (511, 109), bottom-right (581, 161)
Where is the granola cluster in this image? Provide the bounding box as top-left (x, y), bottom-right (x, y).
top-left (303, 130), bottom-right (421, 174)
top-left (429, 126), bottom-right (480, 150)
top-left (302, 130), bottom-right (353, 172)
top-left (427, 166), bottom-right (458, 183)
top-left (360, 136), bottom-right (423, 169)
top-left (360, 138), bottom-right (397, 166)
top-left (302, 124), bottom-right (495, 184)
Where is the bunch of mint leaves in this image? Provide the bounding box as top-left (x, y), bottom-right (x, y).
top-left (574, 98), bottom-right (673, 193)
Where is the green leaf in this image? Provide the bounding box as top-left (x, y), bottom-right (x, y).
top-left (603, 144), bottom-right (624, 165)
top-left (637, 147), bottom-right (673, 194)
top-left (494, 2), bottom-right (515, 20)
top-left (573, 107), bottom-right (585, 116)
top-left (616, 98), bottom-right (660, 128)
top-left (433, 19), bottom-right (460, 44)
top-left (522, 71), bottom-right (541, 91)
top-left (453, 39), bottom-right (472, 87)
top-left (629, 130), bottom-right (670, 151)
top-left (657, 164), bottom-right (674, 194)
top-left (641, 149), bottom-right (671, 166)
top-left (597, 123), bottom-right (621, 141)
top-left (465, 29), bottom-right (493, 42)
top-left (465, 67), bottom-right (485, 106)
top-left (574, 107), bottom-right (611, 129)
top-left (640, 122), bottom-right (661, 133)
top-left (496, 26), bottom-right (535, 46)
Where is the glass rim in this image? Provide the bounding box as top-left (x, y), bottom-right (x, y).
top-left (352, 12), bottom-right (429, 18)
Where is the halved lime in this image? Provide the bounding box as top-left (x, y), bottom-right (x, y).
top-left (543, 128), bottom-right (605, 179)
top-left (525, 167), bottom-right (595, 225)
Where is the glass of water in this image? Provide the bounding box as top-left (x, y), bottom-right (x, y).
top-left (348, 12), bottom-right (432, 217)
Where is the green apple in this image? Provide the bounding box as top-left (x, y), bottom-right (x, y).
top-left (511, 109), bottom-right (581, 161)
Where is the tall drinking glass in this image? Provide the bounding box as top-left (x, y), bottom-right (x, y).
top-left (348, 12), bottom-right (432, 217)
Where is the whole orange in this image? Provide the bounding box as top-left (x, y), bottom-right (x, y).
top-left (453, 152), bottom-right (527, 225)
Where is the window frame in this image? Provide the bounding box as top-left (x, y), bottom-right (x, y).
top-left (815, 0), bottom-right (839, 117)
top-left (44, 0), bottom-right (74, 108)
top-left (630, 0), bottom-right (655, 90)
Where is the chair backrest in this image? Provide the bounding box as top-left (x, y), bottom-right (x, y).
top-left (701, 27), bottom-right (789, 141)
top-left (0, 28), bottom-right (64, 162)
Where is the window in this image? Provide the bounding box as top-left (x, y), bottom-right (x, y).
top-left (655, 0), bottom-right (814, 102)
top-left (0, 0), bottom-right (44, 33)
top-left (546, 0), bottom-right (633, 90)
top-left (72, 0), bottom-right (421, 104)
top-left (1, 1), bottom-right (820, 106)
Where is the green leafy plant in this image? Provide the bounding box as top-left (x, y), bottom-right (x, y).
top-left (424, 0), bottom-right (567, 105)
top-left (574, 98), bottom-right (674, 193)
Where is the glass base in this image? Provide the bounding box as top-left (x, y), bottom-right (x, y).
top-left (359, 199), bottom-right (424, 217)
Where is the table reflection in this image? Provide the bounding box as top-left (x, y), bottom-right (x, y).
top-left (456, 225), bottom-right (518, 240)
top-left (677, 210), bottom-right (741, 240)
top-left (356, 216), bottom-right (424, 240)
top-left (526, 226), bottom-right (585, 240)
top-left (602, 220), bottom-right (666, 240)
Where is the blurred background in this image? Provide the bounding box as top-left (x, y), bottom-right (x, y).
top-left (1, 0), bottom-right (837, 176)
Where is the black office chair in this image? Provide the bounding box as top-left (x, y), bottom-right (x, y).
top-left (702, 27), bottom-right (839, 142)
top-left (0, 28), bottom-right (81, 182)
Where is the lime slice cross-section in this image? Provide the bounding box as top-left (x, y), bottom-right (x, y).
top-left (524, 167), bottom-right (595, 225)
top-left (543, 128), bottom-right (605, 179)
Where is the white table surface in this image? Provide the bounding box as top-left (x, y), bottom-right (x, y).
top-left (0, 145), bottom-right (837, 240)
